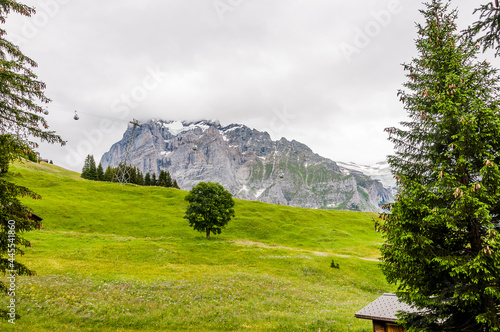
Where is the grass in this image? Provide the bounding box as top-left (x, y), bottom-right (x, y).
top-left (0, 160), bottom-right (391, 331)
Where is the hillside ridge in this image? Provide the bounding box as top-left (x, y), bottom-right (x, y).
top-left (4, 160), bottom-right (387, 331)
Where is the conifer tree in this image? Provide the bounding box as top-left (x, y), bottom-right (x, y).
top-left (103, 166), bottom-right (114, 182)
top-left (81, 155), bottom-right (97, 180)
top-left (144, 172), bottom-right (151, 186)
top-left (81, 156), bottom-right (89, 179)
top-left (88, 156), bottom-right (97, 180)
top-left (173, 179), bottom-right (180, 189)
top-left (0, 0), bottom-right (64, 320)
top-left (128, 165), bottom-right (136, 184)
top-left (165, 171), bottom-right (173, 188)
top-left (113, 162), bottom-right (129, 183)
top-left (134, 167), bottom-right (144, 185)
top-left (151, 173), bottom-right (157, 186)
top-left (379, 1), bottom-right (500, 330)
top-left (158, 170), bottom-right (167, 187)
top-left (96, 163), bottom-right (104, 181)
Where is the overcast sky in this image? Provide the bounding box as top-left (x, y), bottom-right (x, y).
top-left (4, 0), bottom-right (500, 172)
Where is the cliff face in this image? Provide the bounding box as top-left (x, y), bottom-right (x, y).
top-left (100, 120), bottom-right (392, 211)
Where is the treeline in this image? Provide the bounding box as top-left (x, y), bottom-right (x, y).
top-left (81, 155), bottom-right (180, 188)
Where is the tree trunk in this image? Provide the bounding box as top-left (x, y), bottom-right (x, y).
top-left (468, 220), bottom-right (482, 253)
top-left (206, 229), bottom-right (210, 238)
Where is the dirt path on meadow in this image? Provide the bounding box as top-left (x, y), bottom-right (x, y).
top-left (231, 239), bottom-right (380, 262)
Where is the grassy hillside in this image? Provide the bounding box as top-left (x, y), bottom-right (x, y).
top-left (0, 161), bottom-right (391, 331)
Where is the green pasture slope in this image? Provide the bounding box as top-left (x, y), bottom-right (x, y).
top-left (1, 161), bottom-right (390, 331)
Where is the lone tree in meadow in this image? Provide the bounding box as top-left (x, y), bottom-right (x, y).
top-left (379, 1), bottom-right (500, 331)
top-left (184, 182), bottom-right (235, 238)
top-left (0, 0), bottom-right (64, 320)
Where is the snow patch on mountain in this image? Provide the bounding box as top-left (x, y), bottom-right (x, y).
top-left (221, 125), bottom-right (243, 133)
top-left (160, 151), bottom-right (172, 157)
top-left (255, 188), bottom-right (266, 198)
top-left (156, 120), bottom-right (213, 136)
top-left (336, 161), bottom-right (397, 190)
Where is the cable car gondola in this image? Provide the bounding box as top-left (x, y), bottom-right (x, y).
top-left (43, 108), bottom-right (49, 115)
top-left (73, 111), bottom-right (79, 120)
top-left (192, 145), bottom-right (198, 151)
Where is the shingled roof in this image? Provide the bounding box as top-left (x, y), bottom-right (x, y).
top-left (355, 293), bottom-right (417, 323)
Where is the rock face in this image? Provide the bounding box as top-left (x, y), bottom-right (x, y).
top-left (100, 120), bottom-right (393, 211)
top-left (336, 161), bottom-right (399, 197)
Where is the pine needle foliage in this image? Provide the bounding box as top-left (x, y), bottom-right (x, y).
top-left (81, 155), bottom-right (97, 180)
top-left (0, 0), bottom-right (64, 320)
top-left (379, 1), bottom-right (500, 331)
top-left (467, 1), bottom-right (500, 57)
top-left (0, 1), bottom-right (63, 146)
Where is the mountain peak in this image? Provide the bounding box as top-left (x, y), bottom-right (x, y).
top-left (101, 119), bottom-right (393, 211)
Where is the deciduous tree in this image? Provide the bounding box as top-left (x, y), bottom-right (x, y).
top-left (184, 182), bottom-right (235, 238)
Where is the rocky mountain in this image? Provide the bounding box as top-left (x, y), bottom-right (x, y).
top-left (100, 120), bottom-right (393, 211)
top-left (336, 161), bottom-right (398, 197)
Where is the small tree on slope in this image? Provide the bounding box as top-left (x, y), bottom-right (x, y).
top-left (184, 182), bottom-right (235, 238)
top-left (379, 1), bottom-right (500, 331)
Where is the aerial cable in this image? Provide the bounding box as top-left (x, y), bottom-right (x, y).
top-left (45, 104), bottom-right (132, 123)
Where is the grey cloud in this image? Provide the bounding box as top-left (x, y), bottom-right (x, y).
top-left (3, 0), bottom-right (499, 170)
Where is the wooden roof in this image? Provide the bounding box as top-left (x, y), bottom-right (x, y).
top-left (30, 213), bottom-right (43, 221)
top-left (355, 293), bottom-right (417, 323)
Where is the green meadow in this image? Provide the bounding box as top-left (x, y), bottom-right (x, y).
top-left (0, 161), bottom-right (391, 331)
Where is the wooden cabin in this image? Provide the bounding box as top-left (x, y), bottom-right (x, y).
top-left (355, 293), bottom-right (416, 332)
top-left (30, 213), bottom-right (43, 230)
